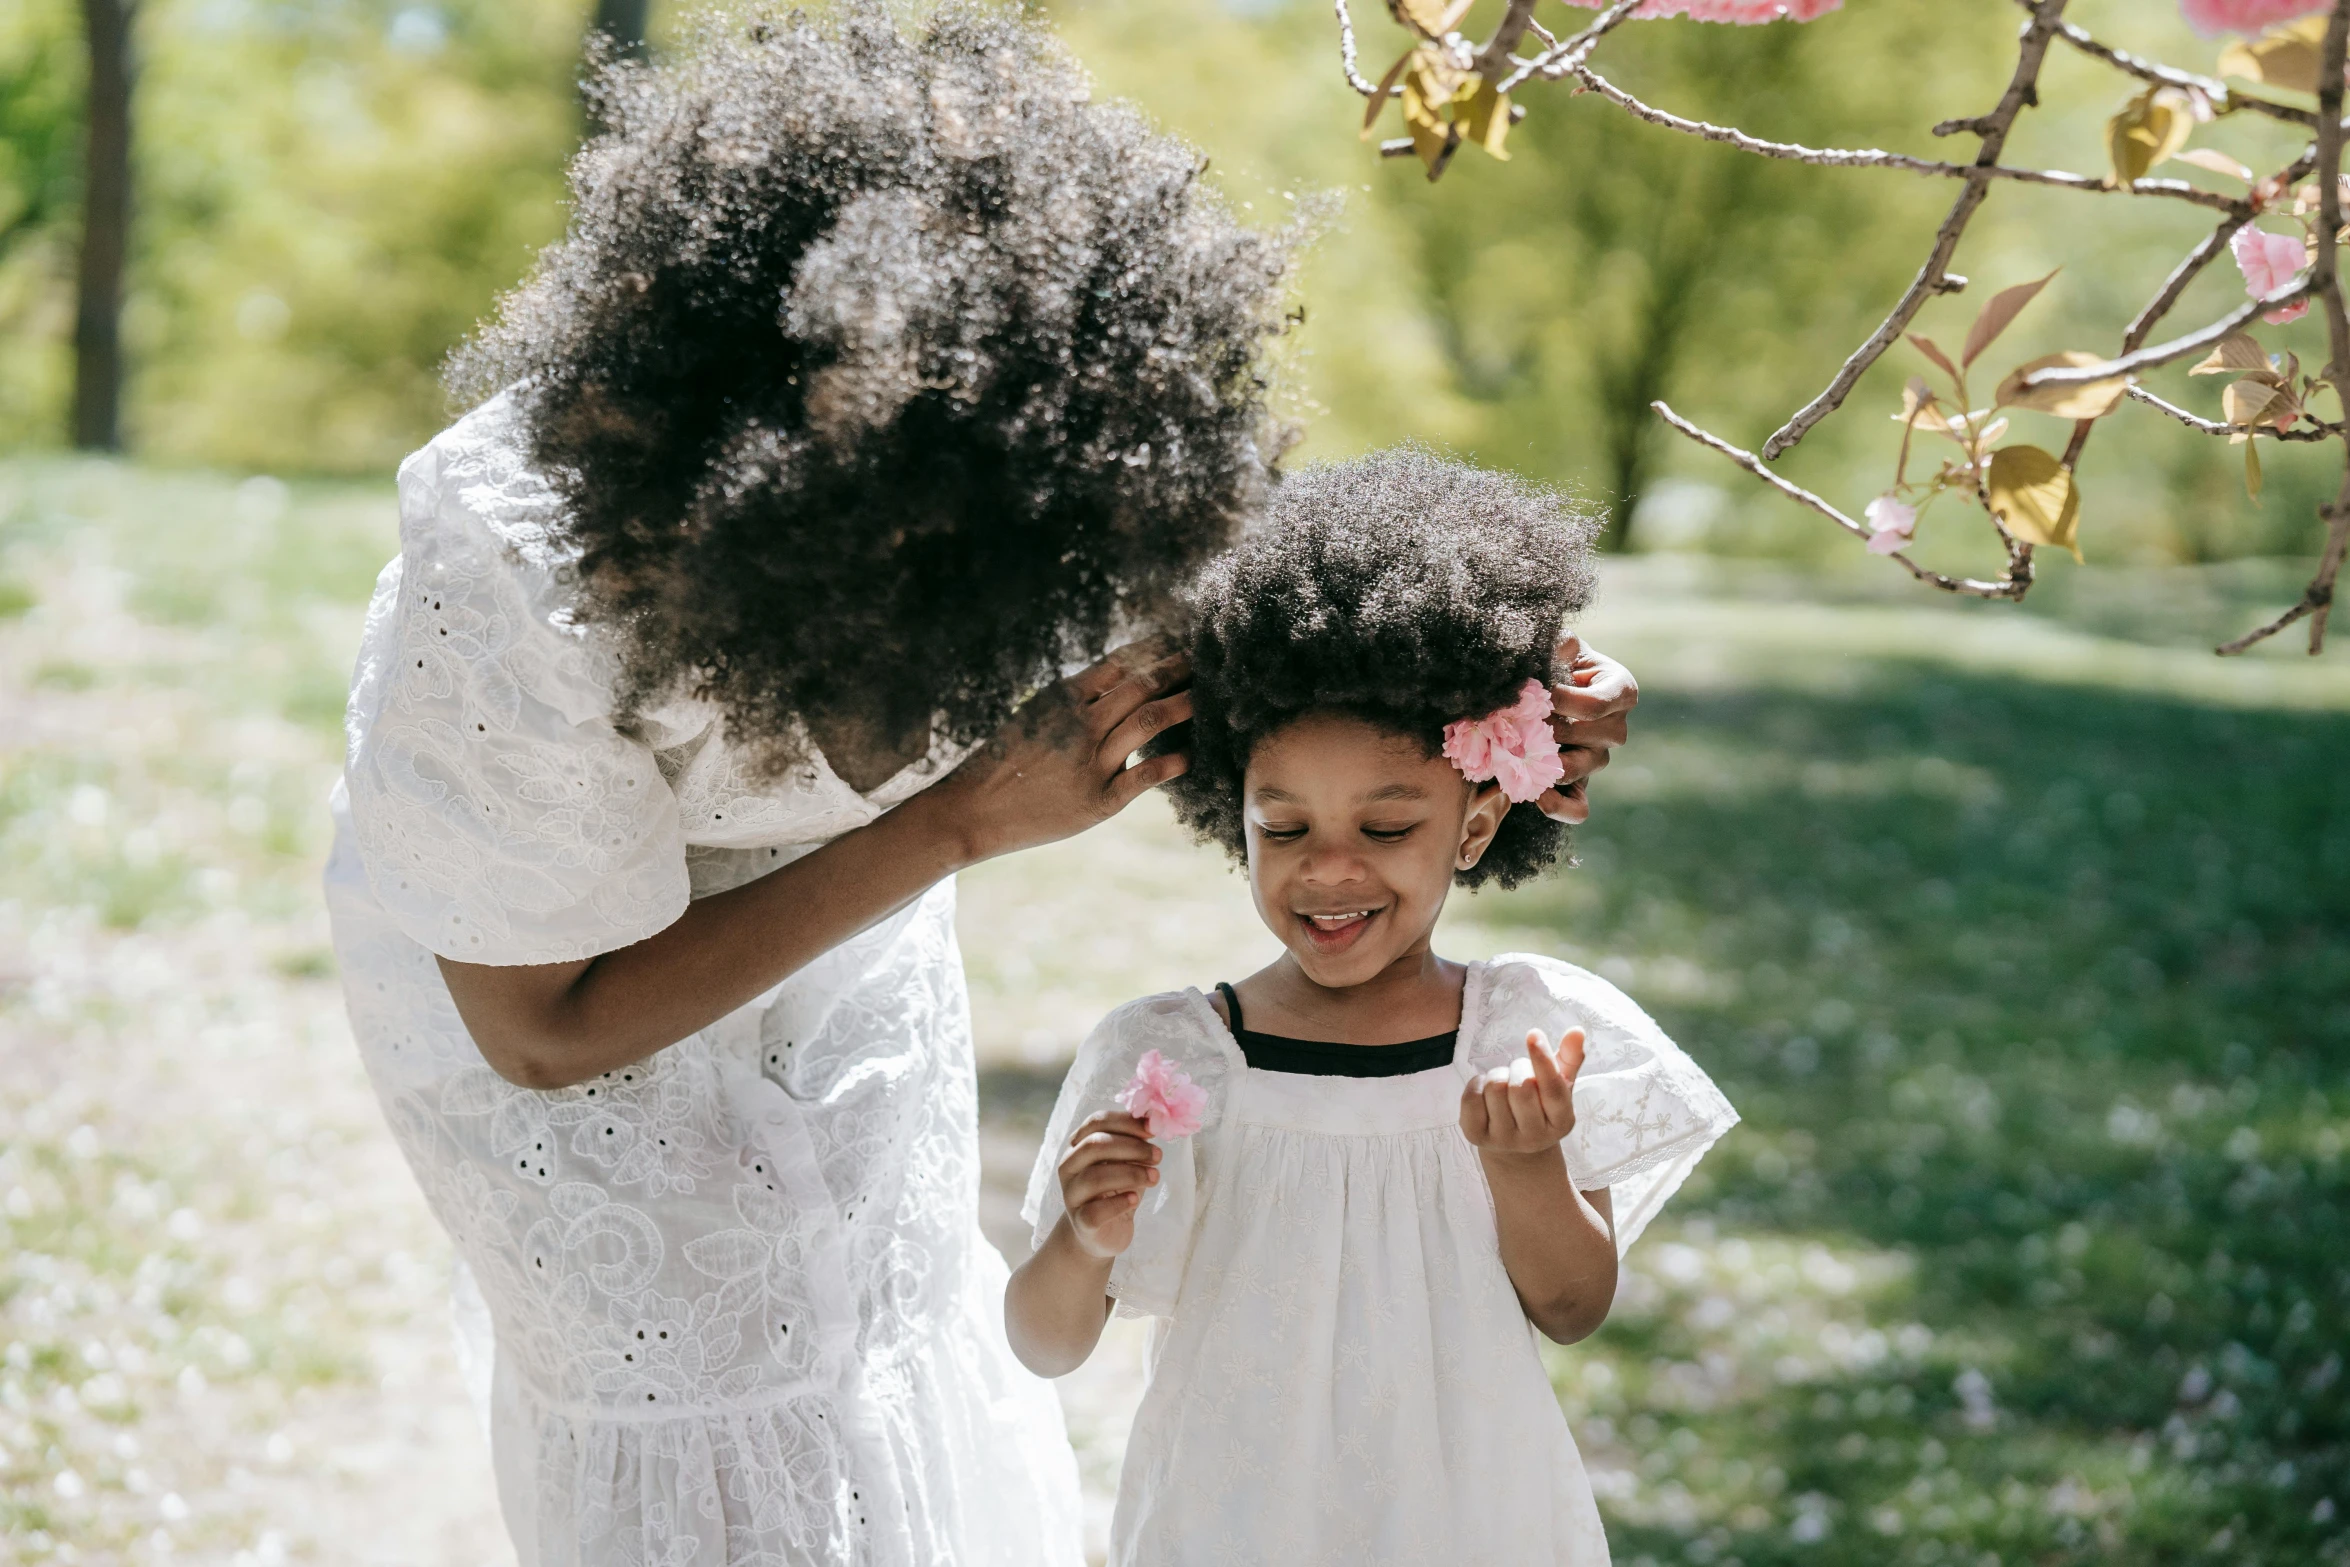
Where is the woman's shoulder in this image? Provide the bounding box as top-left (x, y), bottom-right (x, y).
top-left (397, 391), bottom-right (579, 580)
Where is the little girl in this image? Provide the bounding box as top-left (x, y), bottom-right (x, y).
top-left (1004, 450), bottom-right (1738, 1565)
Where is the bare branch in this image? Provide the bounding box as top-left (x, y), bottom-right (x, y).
top-left (1334, 0), bottom-right (1385, 98)
top-left (1494, 0), bottom-right (1642, 96)
top-left (2026, 283), bottom-right (2314, 389)
top-left (1763, 0), bottom-right (2076, 460)
top-left (2126, 385), bottom-right (2339, 441)
top-left (2217, 592), bottom-right (2325, 654)
top-left (1476, 0), bottom-right (1544, 78)
top-left (2041, 12), bottom-right (2317, 128)
top-left (1554, 65), bottom-right (2248, 213)
top-left (1652, 403), bottom-right (2031, 599)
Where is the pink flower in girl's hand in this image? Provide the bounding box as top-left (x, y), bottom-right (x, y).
top-left (1442, 678), bottom-right (1566, 805)
top-left (1117, 1050), bottom-right (1208, 1138)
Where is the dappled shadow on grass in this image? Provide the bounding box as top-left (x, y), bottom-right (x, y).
top-left (1483, 665), bottom-right (2350, 1565)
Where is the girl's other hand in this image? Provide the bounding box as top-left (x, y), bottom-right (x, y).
top-left (1540, 636), bottom-right (1637, 826)
top-left (923, 639), bottom-right (1193, 865)
top-left (1059, 1110), bottom-right (1163, 1259)
top-left (1461, 1028), bottom-right (1587, 1156)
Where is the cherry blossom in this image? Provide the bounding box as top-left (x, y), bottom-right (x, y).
top-left (2231, 226), bottom-right (2311, 324)
top-left (1117, 1050), bottom-right (1209, 1138)
top-left (2180, 0), bottom-right (2326, 37)
top-left (1441, 678), bottom-right (1567, 804)
top-left (1864, 495), bottom-right (1919, 556)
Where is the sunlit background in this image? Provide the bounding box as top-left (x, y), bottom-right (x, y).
top-left (2, 1), bottom-right (2346, 1564)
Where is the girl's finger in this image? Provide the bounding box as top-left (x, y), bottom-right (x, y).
top-left (1525, 1028), bottom-right (1575, 1126)
top-left (1459, 1078), bottom-right (1492, 1141)
top-left (1063, 1134), bottom-right (1161, 1178)
top-left (1554, 1026), bottom-right (1588, 1084)
top-left (1071, 1111), bottom-right (1158, 1146)
top-left (1481, 1075), bottom-right (1519, 1141)
top-left (1066, 1162), bottom-right (1154, 1209)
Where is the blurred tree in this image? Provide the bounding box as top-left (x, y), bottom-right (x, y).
top-left (71, 0), bottom-right (132, 451)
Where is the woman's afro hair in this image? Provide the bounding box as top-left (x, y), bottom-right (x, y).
top-left (1163, 448), bottom-right (1598, 891)
top-left (448, 2), bottom-right (1296, 766)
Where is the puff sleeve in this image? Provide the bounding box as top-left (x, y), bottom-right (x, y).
top-left (1471, 956), bottom-right (1739, 1255)
top-left (341, 401), bottom-right (692, 966)
top-left (1019, 992), bottom-right (1237, 1319)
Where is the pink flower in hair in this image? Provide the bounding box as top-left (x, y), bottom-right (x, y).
top-left (1117, 1050), bottom-right (1209, 1138)
top-left (1442, 677), bottom-right (1566, 805)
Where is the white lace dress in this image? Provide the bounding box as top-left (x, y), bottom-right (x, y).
top-left (323, 397), bottom-right (1084, 1566)
top-left (1022, 956), bottom-right (1737, 1567)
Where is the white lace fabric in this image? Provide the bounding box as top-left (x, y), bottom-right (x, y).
top-left (1019, 956), bottom-right (1738, 1566)
top-left (326, 397), bottom-right (1083, 1566)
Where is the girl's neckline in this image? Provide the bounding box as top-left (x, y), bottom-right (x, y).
top-left (1207, 971), bottom-right (1484, 1079)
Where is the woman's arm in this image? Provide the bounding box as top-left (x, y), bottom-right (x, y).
top-left (1460, 1029), bottom-right (1621, 1344)
top-left (440, 646), bottom-right (1191, 1089)
top-left (1004, 1110), bottom-right (1161, 1376)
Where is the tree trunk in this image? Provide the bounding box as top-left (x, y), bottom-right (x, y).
top-left (73, 0), bottom-right (133, 452)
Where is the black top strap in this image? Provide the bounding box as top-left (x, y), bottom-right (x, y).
top-left (1211, 982), bottom-right (1458, 1079)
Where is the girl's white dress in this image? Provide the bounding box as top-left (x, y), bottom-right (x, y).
top-left (324, 396), bottom-right (1083, 1566)
top-left (1022, 956), bottom-right (1737, 1567)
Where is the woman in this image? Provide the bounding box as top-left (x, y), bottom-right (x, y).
top-left (323, 7), bottom-right (1639, 1564)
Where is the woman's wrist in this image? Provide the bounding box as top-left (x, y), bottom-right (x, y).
top-left (883, 783), bottom-right (992, 875)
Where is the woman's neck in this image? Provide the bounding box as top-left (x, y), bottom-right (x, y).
top-left (1240, 947), bottom-right (1465, 1045)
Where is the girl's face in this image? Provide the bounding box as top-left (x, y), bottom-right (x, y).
top-left (1242, 712), bottom-right (1510, 989)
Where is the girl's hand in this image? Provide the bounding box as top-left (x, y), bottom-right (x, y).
top-left (922, 639), bottom-right (1192, 866)
top-left (1058, 1110), bottom-right (1163, 1260)
top-left (1461, 1027), bottom-right (1587, 1157)
top-left (1540, 636), bottom-right (1637, 826)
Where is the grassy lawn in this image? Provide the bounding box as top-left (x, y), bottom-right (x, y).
top-left (3, 455), bottom-right (2346, 1564)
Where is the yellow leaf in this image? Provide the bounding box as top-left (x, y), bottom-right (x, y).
top-left (2219, 15), bottom-right (2328, 96)
top-left (1963, 270), bottom-right (2059, 370)
top-left (1457, 77), bottom-right (1511, 160)
top-left (2245, 430), bottom-right (2263, 499)
top-left (2190, 332), bottom-right (2271, 376)
top-left (2223, 377), bottom-right (2286, 429)
top-left (1986, 445), bottom-right (2082, 562)
top-left (1388, 0), bottom-right (1474, 40)
top-left (2174, 146), bottom-right (2254, 182)
top-left (1995, 351), bottom-right (2131, 419)
top-left (2106, 90), bottom-right (2190, 186)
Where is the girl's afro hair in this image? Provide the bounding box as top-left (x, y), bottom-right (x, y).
top-left (1163, 448), bottom-right (1598, 891)
top-left (448, 2), bottom-right (1297, 766)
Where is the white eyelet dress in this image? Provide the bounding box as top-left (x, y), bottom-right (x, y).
top-left (323, 396), bottom-right (1084, 1566)
top-left (1021, 956), bottom-right (1738, 1567)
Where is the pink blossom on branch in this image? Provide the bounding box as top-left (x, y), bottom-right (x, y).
top-left (2231, 226), bottom-right (2311, 324)
top-left (1558, 0), bottom-right (1839, 20)
top-left (1864, 495), bottom-right (1918, 555)
top-left (1117, 1050), bottom-right (1209, 1139)
top-left (2180, 0), bottom-right (2325, 37)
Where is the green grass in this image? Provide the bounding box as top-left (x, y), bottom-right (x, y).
top-left (5, 454), bottom-right (2347, 1563)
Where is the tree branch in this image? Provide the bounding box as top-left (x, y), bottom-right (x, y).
top-left (1762, 0), bottom-right (2075, 460)
top-left (2024, 281), bottom-right (2314, 388)
top-left (2040, 12), bottom-right (2318, 128)
top-left (2224, 0), bottom-right (2350, 655)
top-left (1652, 403), bottom-right (2031, 599)
top-left (1333, 0), bottom-right (1384, 97)
top-left (1494, 0), bottom-right (1642, 96)
top-left (2126, 384), bottom-right (2339, 440)
top-left (1554, 64), bottom-right (2248, 213)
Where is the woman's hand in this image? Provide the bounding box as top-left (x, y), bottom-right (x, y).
top-left (922, 639), bottom-right (1193, 866)
top-left (1539, 636), bottom-right (1638, 826)
top-left (1057, 1110), bottom-right (1162, 1260)
top-left (1461, 1027), bottom-right (1586, 1157)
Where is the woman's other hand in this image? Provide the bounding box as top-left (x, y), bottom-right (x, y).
top-left (924, 639), bottom-right (1193, 864)
top-left (1539, 636), bottom-right (1637, 826)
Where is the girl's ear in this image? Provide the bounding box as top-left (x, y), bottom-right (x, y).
top-left (1456, 781), bottom-right (1509, 871)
